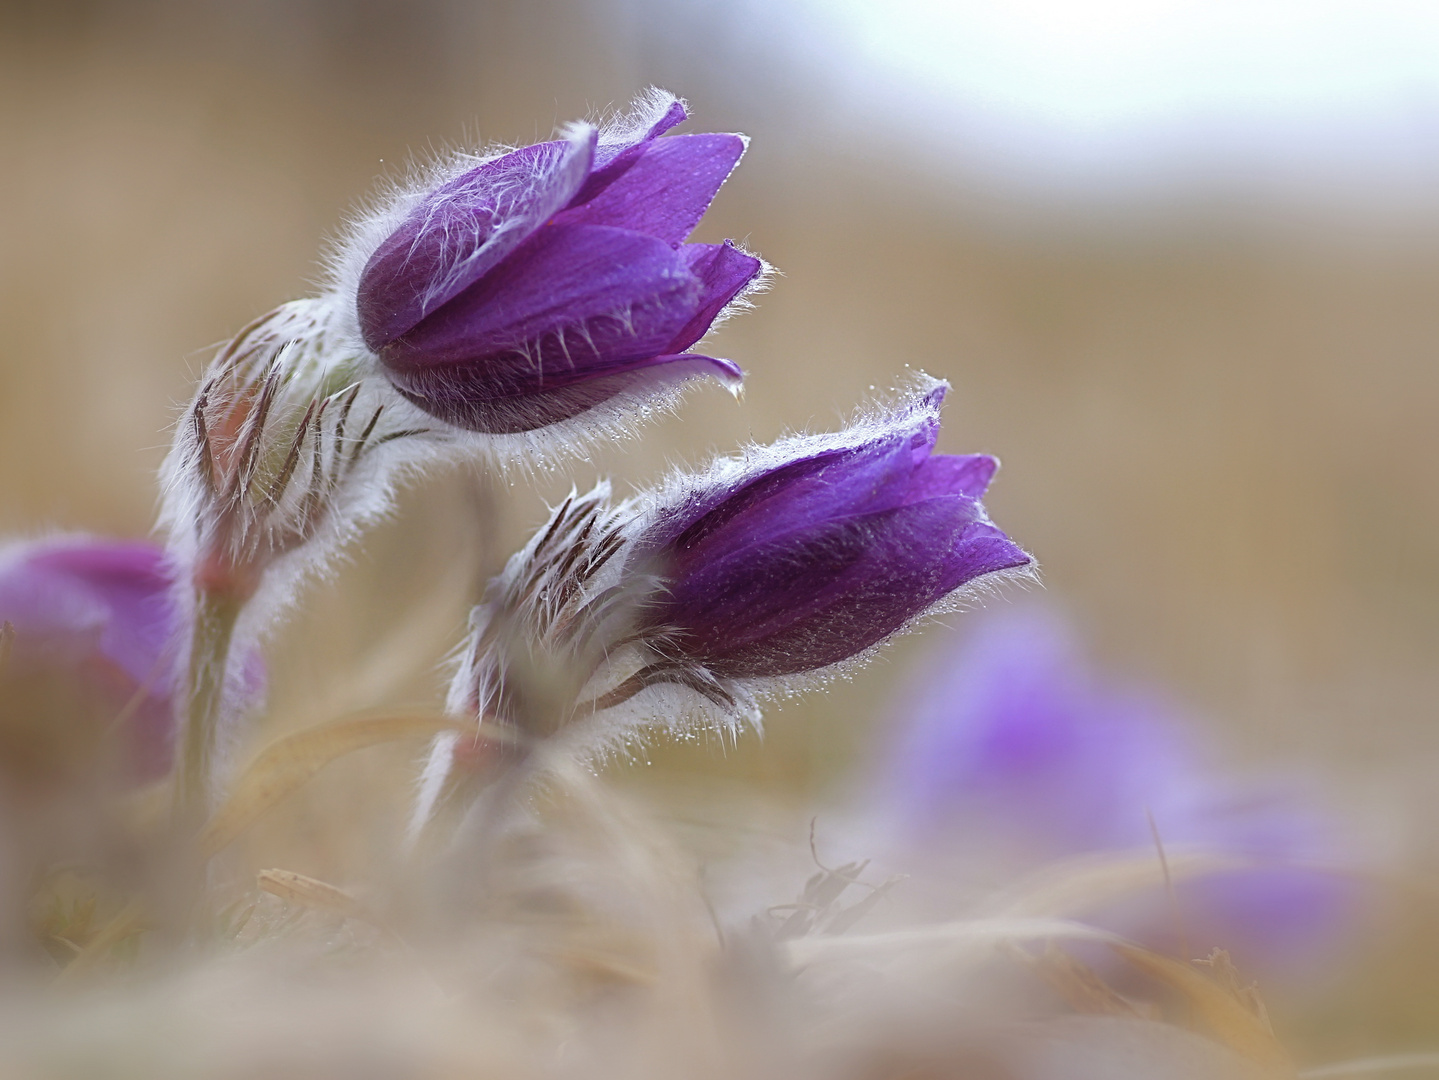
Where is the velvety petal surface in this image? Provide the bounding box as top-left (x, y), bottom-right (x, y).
top-left (909, 454), bottom-right (998, 501)
top-left (573, 97), bottom-right (689, 201)
top-left (646, 417), bottom-right (941, 574)
top-left (637, 385), bottom-right (1029, 680)
top-left (665, 242), bottom-right (763, 353)
top-left (357, 129), bottom-right (597, 349)
top-left (392, 353), bottom-right (742, 435)
top-left (662, 497), bottom-right (1003, 678)
top-left (550, 134), bottom-right (746, 244)
top-left (380, 223), bottom-right (702, 370)
top-left (942, 519), bottom-right (1031, 588)
top-left (362, 94), bottom-right (762, 435)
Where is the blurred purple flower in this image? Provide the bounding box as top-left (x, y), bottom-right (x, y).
top-left (626, 379), bottom-right (1031, 693)
top-left (0, 537), bottom-right (179, 782)
top-left (0, 536), bottom-right (266, 785)
top-left (354, 91), bottom-right (764, 435)
top-left (878, 607), bottom-right (1363, 971)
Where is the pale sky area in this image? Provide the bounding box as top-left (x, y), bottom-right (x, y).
top-left (768, 0), bottom-right (1439, 201)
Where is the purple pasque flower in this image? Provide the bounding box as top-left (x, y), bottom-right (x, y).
top-left (0, 536), bottom-right (180, 782)
top-left (626, 378), bottom-right (1031, 692)
top-left (352, 90), bottom-right (765, 436)
top-left (411, 379), bottom-right (1030, 832)
top-left (876, 606), bottom-right (1364, 974)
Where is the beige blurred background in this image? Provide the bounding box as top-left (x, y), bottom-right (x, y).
top-left (2, 0), bottom-right (1439, 1045)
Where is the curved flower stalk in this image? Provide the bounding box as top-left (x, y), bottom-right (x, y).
top-left (334, 89), bottom-right (767, 444)
top-left (412, 378), bottom-right (1032, 834)
top-left (160, 299), bottom-right (442, 821)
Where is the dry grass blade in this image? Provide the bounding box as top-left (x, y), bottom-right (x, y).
top-left (199, 713), bottom-right (463, 856)
top-left (254, 867), bottom-right (394, 939)
top-left (993, 848), bottom-right (1252, 920)
top-left (1300, 1053), bottom-right (1439, 1077)
top-left (1006, 941), bottom-right (1153, 1019)
top-left (1113, 943), bottom-right (1295, 1077)
top-left (51, 899), bottom-right (146, 985)
top-left (542, 945), bottom-right (659, 986)
top-left (784, 915), bottom-right (1126, 967)
top-left (998, 1016), bottom-right (1274, 1080)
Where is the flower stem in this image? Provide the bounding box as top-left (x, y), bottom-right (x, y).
top-left (173, 588), bottom-right (242, 830)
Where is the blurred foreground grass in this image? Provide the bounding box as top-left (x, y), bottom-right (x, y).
top-left (3, 1), bottom-right (1439, 1066)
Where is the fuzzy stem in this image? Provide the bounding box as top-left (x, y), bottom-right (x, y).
top-left (173, 588), bottom-right (243, 830)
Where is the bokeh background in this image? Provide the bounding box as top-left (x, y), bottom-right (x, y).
top-left (3, 0), bottom-right (1439, 1057)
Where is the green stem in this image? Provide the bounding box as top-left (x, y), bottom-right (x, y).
top-left (173, 589), bottom-right (243, 830)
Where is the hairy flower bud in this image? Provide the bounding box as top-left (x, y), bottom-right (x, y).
top-left (627, 379), bottom-right (1031, 690)
top-left (160, 299), bottom-right (440, 608)
top-left (160, 300), bottom-right (446, 818)
top-left (343, 90), bottom-right (765, 437)
top-left (413, 379), bottom-right (1031, 833)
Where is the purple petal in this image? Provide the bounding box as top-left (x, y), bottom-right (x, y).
top-left (648, 399), bottom-right (965, 576)
top-left (571, 98), bottom-right (690, 204)
top-left (910, 454), bottom-right (998, 501)
top-left (0, 537), bottom-right (272, 783)
top-left (392, 353), bottom-right (742, 435)
top-left (610, 98), bottom-right (688, 158)
top-left (551, 134), bottom-right (745, 244)
top-left (380, 223), bottom-right (702, 370)
top-left (645, 448), bottom-right (848, 561)
top-left (903, 400), bottom-right (944, 460)
top-left (666, 242), bottom-right (763, 353)
top-left (649, 440), bottom-right (911, 576)
top-left (662, 496), bottom-right (1003, 678)
top-left (942, 519), bottom-right (1031, 590)
top-left (885, 610), bottom-right (1192, 850)
top-left (357, 129), bottom-right (597, 349)
top-left (646, 100), bottom-right (688, 137)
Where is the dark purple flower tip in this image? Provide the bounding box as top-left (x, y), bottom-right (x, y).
top-left (549, 133), bottom-right (747, 245)
top-left (0, 537), bottom-right (179, 782)
top-left (355, 93), bottom-right (761, 436)
top-left (581, 94), bottom-right (688, 191)
top-left (637, 382), bottom-right (1032, 680)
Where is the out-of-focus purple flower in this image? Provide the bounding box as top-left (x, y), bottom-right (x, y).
top-left (631, 379), bottom-right (1030, 686)
top-left (877, 607), bottom-right (1363, 973)
top-left (353, 91), bottom-right (764, 435)
top-left (0, 537), bottom-right (179, 782)
top-left (0, 536), bottom-right (267, 787)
